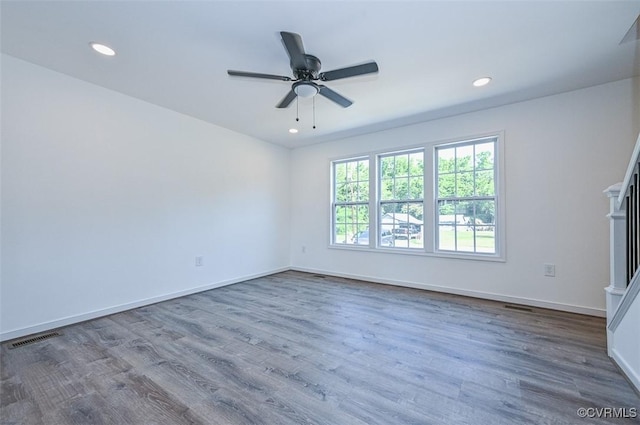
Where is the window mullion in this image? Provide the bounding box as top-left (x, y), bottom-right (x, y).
top-left (370, 153), bottom-right (377, 247)
top-left (424, 146), bottom-right (434, 253)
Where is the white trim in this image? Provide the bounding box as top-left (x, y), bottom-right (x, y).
top-left (611, 347), bottom-right (640, 394)
top-left (2, 265), bottom-right (606, 344)
top-left (291, 266), bottom-right (605, 317)
top-left (609, 271), bottom-right (640, 331)
top-left (617, 132), bottom-right (640, 207)
top-left (327, 243), bottom-right (506, 262)
top-left (0, 267), bottom-right (289, 342)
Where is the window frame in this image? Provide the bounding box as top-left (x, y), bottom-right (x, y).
top-left (329, 132), bottom-right (505, 261)
top-left (434, 136), bottom-right (501, 257)
top-left (330, 156), bottom-right (371, 246)
top-left (377, 148), bottom-right (425, 251)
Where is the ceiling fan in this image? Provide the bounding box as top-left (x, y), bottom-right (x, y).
top-left (227, 31), bottom-right (379, 109)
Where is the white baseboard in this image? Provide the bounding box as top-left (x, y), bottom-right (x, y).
top-left (0, 267), bottom-right (289, 342)
top-left (611, 347), bottom-right (640, 394)
top-left (1, 265), bottom-right (606, 343)
top-left (291, 266), bottom-right (606, 317)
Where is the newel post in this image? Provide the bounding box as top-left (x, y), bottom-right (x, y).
top-left (604, 183), bottom-right (626, 355)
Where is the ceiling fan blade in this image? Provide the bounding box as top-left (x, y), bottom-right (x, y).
top-left (318, 85), bottom-right (353, 108)
top-left (280, 31), bottom-right (308, 70)
top-left (276, 89), bottom-right (297, 108)
top-left (319, 61), bottom-right (379, 81)
top-left (227, 70), bottom-right (291, 81)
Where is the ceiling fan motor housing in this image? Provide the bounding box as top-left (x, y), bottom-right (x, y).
top-left (293, 54), bottom-right (321, 80)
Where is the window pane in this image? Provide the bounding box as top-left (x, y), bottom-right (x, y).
top-left (438, 173), bottom-right (455, 198)
top-left (335, 182), bottom-right (348, 202)
top-left (396, 238), bottom-right (410, 248)
top-left (438, 226), bottom-right (455, 251)
top-left (345, 222), bottom-right (360, 244)
top-left (335, 162), bottom-right (347, 184)
top-left (436, 199), bottom-right (496, 254)
top-left (357, 160), bottom-right (369, 181)
top-left (357, 205), bottom-right (370, 224)
top-left (438, 148), bottom-right (455, 173)
top-left (350, 223), bottom-right (371, 245)
top-left (456, 172), bottom-right (474, 197)
top-left (455, 200), bottom-right (471, 219)
top-left (394, 177), bottom-right (409, 199)
top-left (335, 205), bottom-right (347, 224)
top-left (456, 225), bottom-right (475, 252)
top-left (409, 175), bottom-right (424, 200)
top-left (348, 190), bottom-right (358, 203)
top-left (380, 156), bottom-right (394, 178)
top-left (476, 226), bottom-right (495, 253)
top-left (383, 201), bottom-right (424, 249)
top-left (475, 142), bottom-right (494, 171)
top-left (437, 200), bottom-right (454, 218)
top-left (335, 224), bottom-right (347, 244)
top-left (380, 178), bottom-right (394, 200)
top-left (358, 181), bottom-right (369, 201)
top-left (394, 155), bottom-right (409, 176)
top-left (456, 145), bottom-right (474, 172)
top-left (410, 152), bottom-right (424, 177)
top-left (380, 202), bottom-right (398, 216)
top-left (475, 200), bottom-right (495, 226)
top-left (343, 206), bottom-right (354, 224)
top-left (475, 170), bottom-right (494, 196)
top-left (346, 161), bottom-right (357, 180)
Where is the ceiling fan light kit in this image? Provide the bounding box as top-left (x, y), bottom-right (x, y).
top-left (293, 81), bottom-right (319, 98)
top-left (227, 31), bottom-right (379, 129)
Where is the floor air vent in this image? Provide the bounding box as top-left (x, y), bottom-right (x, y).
top-left (9, 331), bottom-right (62, 349)
top-left (504, 304), bottom-right (533, 312)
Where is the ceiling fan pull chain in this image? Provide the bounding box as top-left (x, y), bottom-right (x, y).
top-left (313, 96), bottom-right (316, 129)
top-left (296, 96), bottom-right (300, 122)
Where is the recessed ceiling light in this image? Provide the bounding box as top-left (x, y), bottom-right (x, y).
top-left (289, 128), bottom-right (299, 134)
top-left (90, 42), bottom-right (116, 56)
top-left (473, 77), bottom-right (492, 87)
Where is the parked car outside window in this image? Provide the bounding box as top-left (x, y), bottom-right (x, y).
top-left (352, 229), bottom-right (394, 246)
top-left (392, 223), bottom-right (421, 239)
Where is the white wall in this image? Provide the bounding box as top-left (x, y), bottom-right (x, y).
top-left (290, 78), bottom-right (640, 315)
top-left (0, 54), bottom-right (291, 340)
top-left (2, 53), bottom-right (636, 343)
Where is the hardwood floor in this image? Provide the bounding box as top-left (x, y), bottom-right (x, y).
top-left (1, 271), bottom-right (638, 424)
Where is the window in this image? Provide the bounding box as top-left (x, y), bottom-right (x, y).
top-left (330, 134), bottom-right (503, 259)
top-left (332, 158), bottom-right (369, 245)
top-left (436, 138), bottom-right (497, 254)
top-left (379, 150), bottom-right (424, 249)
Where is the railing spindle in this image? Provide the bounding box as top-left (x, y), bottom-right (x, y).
top-left (627, 194), bottom-right (632, 284)
top-left (624, 168), bottom-right (640, 287)
top-left (636, 167), bottom-right (640, 283)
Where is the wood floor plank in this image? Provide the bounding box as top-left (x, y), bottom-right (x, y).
top-left (1, 271), bottom-right (638, 424)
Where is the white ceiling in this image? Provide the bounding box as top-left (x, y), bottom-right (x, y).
top-left (2, 1), bottom-right (639, 148)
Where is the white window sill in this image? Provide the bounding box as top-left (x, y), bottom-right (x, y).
top-left (328, 243), bottom-right (506, 262)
